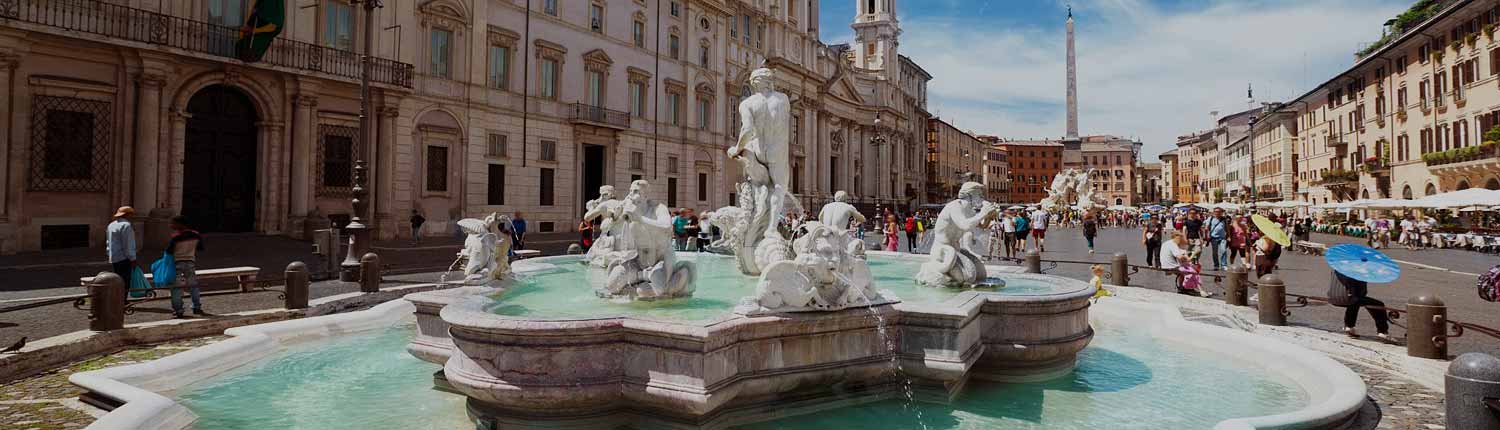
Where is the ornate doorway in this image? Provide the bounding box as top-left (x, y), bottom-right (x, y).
top-left (182, 85), bottom-right (258, 232)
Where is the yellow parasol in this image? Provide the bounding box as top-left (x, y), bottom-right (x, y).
top-left (1251, 214), bottom-right (1291, 247)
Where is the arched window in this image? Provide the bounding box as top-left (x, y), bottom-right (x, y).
top-left (1458, 180), bottom-right (1471, 190)
top-left (1487, 178), bottom-right (1500, 190)
top-left (1402, 185), bottom-right (1413, 199)
top-left (1425, 183), bottom-right (1437, 196)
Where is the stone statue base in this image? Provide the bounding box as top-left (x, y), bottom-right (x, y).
top-left (595, 255), bottom-right (696, 301)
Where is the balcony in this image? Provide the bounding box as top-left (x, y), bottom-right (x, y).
top-left (2, 0), bottom-right (414, 87)
top-left (1425, 143), bottom-right (1500, 176)
top-left (567, 103), bottom-right (631, 130)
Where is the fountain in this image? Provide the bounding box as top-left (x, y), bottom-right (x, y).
top-left (718, 67), bottom-right (801, 277)
top-left (454, 212), bottom-right (512, 286)
top-left (1041, 168), bottom-right (1106, 214)
top-left (915, 182), bottom-right (1001, 288)
top-left (591, 179), bottom-right (696, 300)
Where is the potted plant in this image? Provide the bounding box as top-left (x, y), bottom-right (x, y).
top-left (1451, 39), bottom-right (1463, 53)
top-left (1467, 32), bottom-right (1479, 46)
top-left (1488, 23), bottom-right (1497, 41)
top-left (1433, 50), bottom-right (1445, 63)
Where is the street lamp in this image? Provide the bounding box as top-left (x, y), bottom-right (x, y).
top-left (1247, 114), bottom-right (1258, 210)
top-left (870, 113), bottom-right (887, 209)
top-left (341, 0), bottom-right (382, 281)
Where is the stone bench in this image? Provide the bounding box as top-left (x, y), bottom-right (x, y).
top-left (513, 250), bottom-right (541, 260)
top-left (81, 266), bottom-right (261, 293)
top-left (1295, 241), bottom-right (1327, 255)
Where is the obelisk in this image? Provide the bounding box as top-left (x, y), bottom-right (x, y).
top-left (1065, 6), bottom-right (1079, 142)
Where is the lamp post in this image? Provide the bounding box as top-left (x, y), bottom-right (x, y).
top-left (1247, 114), bottom-right (1258, 210)
top-left (870, 113), bottom-right (887, 208)
top-left (341, 0), bottom-right (382, 282)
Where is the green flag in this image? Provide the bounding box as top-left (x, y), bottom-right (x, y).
top-left (235, 0), bottom-right (285, 62)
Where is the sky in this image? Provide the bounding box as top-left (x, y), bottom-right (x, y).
top-left (816, 0), bottom-right (1411, 158)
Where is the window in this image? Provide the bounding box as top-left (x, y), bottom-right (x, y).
top-left (670, 1), bottom-right (681, 17)
top-left (540, 140), bottom-right (558, 162)
top-left (30, 96), bottom-right (111, 192)
top-left (696, 98), bottom-right (710, 130)
top-left (670, 35), bottom-right (681, 60)
top-left (540, 58), bottom-right (559, 99)
top-left (668, 92), bottom-right (683, 125)
top-left (488, 164), bottom-right (506, 205)
top-left (544, 0), bottom-right (557, 16)
top-left (430, 29), bottom-right (452, 78)
top-left (668, 156), bottom-right (680, 174)
top-left (425, 145), bottom-right (448, 192)
top-left (631, 174), bottom-right (642, 183)
top-left (1396, 56), bottom-right (1407, 74)
top-left (590, 4), bottom-right (604, 33)
top-left (700, 44), bottom-right (710, 67)
top-left (319, 126), bottom-right (355, 191)
top-left (488, 133), bottom-right (508, 157)
top-left (540, 168), bottom-right (555, 206)
top-left (322, 1), bottom-right (355, 51)
top-left (631, 151), bottom-right (645, 169)
top-left (668, 177), bottom-right (679, 207)
top-left (207, 0), bottom-right (245, 26)
top-left (488, 45), bottom-right (510, 90)
top-left (742, 15), bottom-right (752, 43)
top-left (698, 173), bottom-right (708, 201)
top-left (587, 70), bottom-right (604, 107)
top-left (630, 81), bottom-right (647, 117)
top-left (633, 20), bottom-right (646, 47)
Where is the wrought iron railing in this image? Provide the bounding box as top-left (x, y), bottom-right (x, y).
top-left (0, 0), bottom-right (413, 88)
top-left (567, 103), bottom-right (631, 128)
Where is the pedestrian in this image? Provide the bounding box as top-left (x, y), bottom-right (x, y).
top-left (167, 216), bottom-right (205, 318)
top-left (1160, 231), bottom-right (1190, 292)
top-left (904, 213), bottom-right (918, 252)
top-left (685, 210), bottom-right (702, 252)
top-left (1029, 207), bottom-right (1050, 252)
top-left (410, 209), bottom-right (426, 244)
top-left (1013, 210), bottom-right (1030, 254)
top-left (1183, 210), bottom-right (1204, 262)
top-left (698, 212), bottom-right (714, 252)
top-left (672, 209), bottom-right (690, 251)
top-left (1206, 208), bottom-right (1230, 271)
top-left (1142, 213), bottom-right (1162, 268)
top-left (1293, 217), bottom-right (1313, 252)
top-left (577, 218), bottom-right (594, 252)
top-left (1253, 230), bottom-right (1282, 278)
top-left (1229, 217), bottom-right (1250, 267)
top-left (1081, 211), bottom-right (1098, 254)
top-left (885, 214), bottom-right (901, 251)
top-left (1000, 209), bottom-right (1018, 259)
top-left (511, 212), bottom-right (528, 250)
top-left (1327, 271), bottom-right (1393, 342)
top-left (1399, 215), bottom-right (1418, 250)
top-left (107, 206), bottom-right (137, 281)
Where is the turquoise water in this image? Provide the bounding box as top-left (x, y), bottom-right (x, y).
top-left (492, 254), bottom-right (1084, 322)
top-left (738, 321), bottom-right (1309, 430)
top-left (174, 321), bottom-right (1307, 430)
top-left (175, 326), bottom-right (470, 430)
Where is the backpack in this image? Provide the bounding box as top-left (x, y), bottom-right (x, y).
top-left (1479, 265), bottom-right (1500, 302)
top-left (1015, 216), bottom-right (1028, 232)
top-left (905, 219), bottom-right (916, 233)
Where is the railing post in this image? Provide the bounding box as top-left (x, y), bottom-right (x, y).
top-left (1110, 252), bottom-right (1128, 286)
top-left (1024, 251), bottom-right (1041, 274)
top-left (1225, 264), bottom-right (1248, 306)
top-left (1446, 353), bottom-right (1500, 430)
top-left (359, 253), bottom-right (381, 293)
top-left (1407, 294), bottom-right (1448, 360)
top-left (1256, 274), bottom-right (1286, 326)
top-left (88, 272), bottom-right (125, 331)
top-left (284, 262), bottom-right (309, 310)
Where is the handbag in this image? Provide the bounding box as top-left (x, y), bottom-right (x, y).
top-left (128, 267), bottom-right (151, 298)
top-left (150, 252), bottom-right (176, 288)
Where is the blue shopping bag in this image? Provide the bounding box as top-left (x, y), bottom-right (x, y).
top-left (150, 252), bottom-right (176, 288)
top-left (128, 266), bottom-right (150, 298)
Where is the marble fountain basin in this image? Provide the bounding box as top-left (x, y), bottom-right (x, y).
top-left (406, 251), bottom-right (1098, 428)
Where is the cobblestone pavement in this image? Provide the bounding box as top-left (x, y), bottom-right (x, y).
top-left (1345, 360), bottom-right (1447, 430)
top-left (0, 335), bottom-right (226, 430)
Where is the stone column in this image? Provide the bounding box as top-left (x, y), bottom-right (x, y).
top-left (0, 53), bottom-right (17, 254)
top-left (257, 121), bottom-right (286, 234)
top-left (135, 74), bottom-right (173, 250)
top-left (289, 95), bottom-right (318, 238)
top-left (374, 104), bottom-right (399, 239)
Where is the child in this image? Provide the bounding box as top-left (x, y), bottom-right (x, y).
top-left (1179, 252), bottom-right (1207, 297)
top-left (1089, 265), bottom-right (1112, 301)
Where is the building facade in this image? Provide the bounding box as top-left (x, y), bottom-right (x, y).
top-left (0, 0), bottom-right (934, 254)
top-left (1158, 149), bottom-right (1179, 202)
top-left (1135, 162), bottom-right (1163, 204)
top-left (1076, 135), bottom-right (1141, 206)
top-left (996, 140), bottom-right (1063, 205)
top-left (1173, 131), bottom-right (1211, 203)
top-left (924, 117), bottom-right (984, 202)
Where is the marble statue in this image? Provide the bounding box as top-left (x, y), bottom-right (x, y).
top-left (735, 220), bottom-right (891, 315)
top-left (582, 185), bottom-right (623, 268)
top-left (917, 182), bottom-right (1001, 288)
top-left (719, 67), bottom-right (796, 276)
top-left (1041, 168), bottom-right (1103, 213)
top-left (818, 190), bottom-right (867, 257)
top-left (596, 180), bottom-right (696, 300)
top-left (1074, 169), bottom-right (1105, 213)
top-left (456, 213), bottom-right (513, 286)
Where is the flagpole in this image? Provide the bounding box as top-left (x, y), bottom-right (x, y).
top-left (342, 0), bottom-right (381, 281)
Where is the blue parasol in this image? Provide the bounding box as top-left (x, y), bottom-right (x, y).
top-left (1324, 244), bottom-right (1401, 283)
top-left (1144, 204), bottom-right (1165, 212)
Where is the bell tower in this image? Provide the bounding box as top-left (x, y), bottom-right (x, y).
top-left (852, 0), bottom-right (900, 75)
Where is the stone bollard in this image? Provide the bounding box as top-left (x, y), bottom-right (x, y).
top-left (567, 244), bottom-right (583, 255)
top-left (284, 262), bottom-right (309, 310)
top-left (88, 272), bottom-right (125, 331)
top-left (1224, 264), bottom-right (1249, 306)
top-left (1024, 251), bottom-right (1041, 274)
top-left (359, 253), bottom-right (381, 293)
top-left (1407, 294), bottom-right (1449, 360)
top-left (1256, 274), bottom-right (1286, 326)
top-left (1446, 353), bottom-right (1500, 430)
top-left (1110, 253), bottom-right (1129, 286)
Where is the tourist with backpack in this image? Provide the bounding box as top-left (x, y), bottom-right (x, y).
top-left (904, 214), bottom-right (918, 252)
top-left (1013, 211), bottom-right (1030, 255)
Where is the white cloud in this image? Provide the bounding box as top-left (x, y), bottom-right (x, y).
top-left (902, 0), bottom-right (1408, 157)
